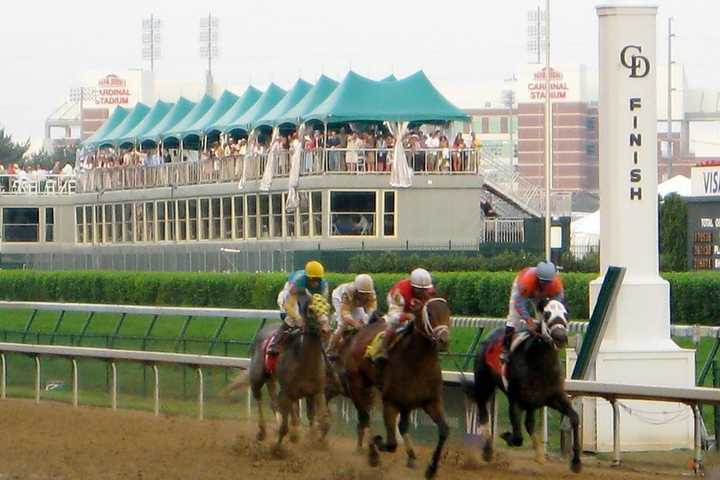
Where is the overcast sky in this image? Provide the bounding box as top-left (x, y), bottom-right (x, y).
top-left (1, 0), bottom-right (717, 148)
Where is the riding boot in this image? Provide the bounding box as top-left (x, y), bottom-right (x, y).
top-left (267, 322), bottom-right (291, 356)
top-left (500, 325), bottom-right (515, 364)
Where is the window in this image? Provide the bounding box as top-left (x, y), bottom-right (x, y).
top-left (586, 143), bottom-right (597, 155)
top-left (177, 200), bottom-right (188, 241)
top-left (233, 196), bottom-right (244, 239)
top-left (123, 204), bottom-right (133, 242)
top-left (135, 202), bottom-right (144, 242)
top-left (586, 117), bottom-right (596, 131)
top-left (489, 117), bottom-right (501, 133)
top-left (221, 197), bottom-right (232, 240)
top-left (114, 205), bottom-right (123, 242)
top-left (188, 199), bottom-right (198, 240)
top-left (500, 117), bottom-right (509, 134)
top-left (3, 208), bottom-right (39, 242)
top-left (157, 201), bottom-right (166, 241)
top-left (94, 206), bottom-right (103, 243)
top-left (312, 191), bottom-right (323, 237)
top-left (271, 194), bottom-right (283, 238)
top-left (298, 192), bottom-right (310, 237)
top-left (283, 194), bottom-right (296, 238)
top-left (481, 117), bottom-right (489, 133)
top-left (330, 191), bottom-right (376, 236)
top-left (103, 205), bottom-right (113, 243)
top-left (144, 202), bottom-right (155, 242)
top-left (45, 208), bottom-right (55, 242)
top-left (259, 194), bottom-right (270, 238)
top-left (383, 191), bottom-right (396, 237)
top-left (211, 198), bottom-right (221, 240)
top-left (167, 201), bottom-right (176, 241)
top-left (85, 206), bottom-right (94, 243)
top-left (75, 206), bottom-right (84, 243)
top-left (199, 198), bottom-right (210, 240)
top-left (246, 195), bottom-right (257, 239)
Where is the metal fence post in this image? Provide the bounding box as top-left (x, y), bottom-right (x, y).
top-left (111, 361), bottom-right (118, 410)
top-left (714, 360), bottom-right (720, 452)
top-left (71, 359), bottom-right (79, 407)
top-left (197, 368), bottom-right (204, 421)
top-left (0, 353), bottom-right (5, 399)
top-left (153, 364), bottom-right (160, 416)
top-left (611, 399), bottom-right (621, 467)
top-left (694, 404), bottom-right (704, 475)
top-left (34, 356), bottom-right (41, 404)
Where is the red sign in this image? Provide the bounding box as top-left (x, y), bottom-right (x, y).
top-left (97, 74), bottom-right (130, 105)
top-left (527, 67), bottom-right (569, 100)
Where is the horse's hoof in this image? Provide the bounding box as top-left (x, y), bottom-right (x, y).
top-left (500, 432), bottom-right (522, 447)
top-left (424, 463), bottom-right (438, 479)
top-left (482, 445), bottom-right (494, 463)
top-left (289, 432), bottom-right (299, 444)
top-left (368, 443), bottom-right (380, 467)
top-left (571, 458), bottom-right (582, 474)
top-left (256, 429), bottom-right (266, 442)
top-left (407, 455), bottom-right (417, 469)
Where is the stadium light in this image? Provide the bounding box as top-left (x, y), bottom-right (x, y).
top-left (142, 15), bottom-right (162, 73)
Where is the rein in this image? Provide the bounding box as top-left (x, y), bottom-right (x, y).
top-left (417, 297), bottom-right (449, 343)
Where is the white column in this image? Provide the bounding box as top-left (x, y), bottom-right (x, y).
top-left (581, 5), bottom-right (695, 452)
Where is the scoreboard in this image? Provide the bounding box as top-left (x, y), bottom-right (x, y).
top-left (687, 198), bottom-right (720, 270)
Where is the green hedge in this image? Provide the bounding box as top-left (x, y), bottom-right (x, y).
top-left (0, 270), bottom-right (715, 325)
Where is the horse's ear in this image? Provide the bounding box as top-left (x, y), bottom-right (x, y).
top-left (441, 291), bottom-right (449, 301)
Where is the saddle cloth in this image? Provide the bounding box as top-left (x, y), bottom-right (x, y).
top-left (262, 334), bottom-right (278, 375)
top-left (364, 324), bottom-right (411, 361)
top-left (484, 331), bottom-right (531, 387)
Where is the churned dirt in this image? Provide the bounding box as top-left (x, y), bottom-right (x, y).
top-left (0, 398), bottom-right (708, 479)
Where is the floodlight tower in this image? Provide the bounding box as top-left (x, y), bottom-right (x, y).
top-left (142, 15), bottom-right (162, 72)
top-left (200, 13), bottom-right (219, 95)
top-left (69, 86), bottom-right (97, 141)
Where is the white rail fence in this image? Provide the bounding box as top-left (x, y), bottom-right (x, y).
top-left (0, 301), bottom-right (719, 473)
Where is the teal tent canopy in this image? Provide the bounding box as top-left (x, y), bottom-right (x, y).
top-left (381, 74), bottom-right (397, 81)
top-left (204, 87), bottom-right (262, 134)
top-left (140, 97), bottom-right (195, 143)
top-left (223, 83), bottom-right (287, 134)
top-left (305, 70), bottom-right (469, 123)
top-left (276, 75), bottom-right (338, 127)
top-left (254, 79), bottom-right (313, 129)
top-left (182, 89), bottom-right (238, 136)
top-left (83, 106), bottom-right (129, 146)
top-left (116, 100), bottom-right (174, 146)
top-left (97, 103), bottom-right (151, 147)
top-left (162, 94), bottom-right (215, 141)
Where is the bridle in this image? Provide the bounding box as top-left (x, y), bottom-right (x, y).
top-left (538, 299), bottom-right (568, 350)
top-left (417, 297), bottom-right (450, 344)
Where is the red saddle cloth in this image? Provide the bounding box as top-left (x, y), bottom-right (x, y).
top-left (484, 335), bottom-right (505, 379)
top-left (262, 334), bottom-right (278, 375)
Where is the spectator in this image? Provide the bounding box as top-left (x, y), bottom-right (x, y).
top-left (452, 133), bottom-right (466, 172)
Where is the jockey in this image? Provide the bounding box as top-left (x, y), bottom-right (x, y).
top-left (269, 260), bottom-right (330, 355)
top-left (501, 261), bottom-right (564, 363)
top-left (327, 273), bottom-right (378, 358)
top-left (375, 268), bottom-right (435, 373)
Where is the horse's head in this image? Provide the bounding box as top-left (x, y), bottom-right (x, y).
top-left (417, 297), bottom-right (451, 352)
top-left (302, 293), bottom-right (331, 335)
top-left (539, 299), bottom-right (569, 349)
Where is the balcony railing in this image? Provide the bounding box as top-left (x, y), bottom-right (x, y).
top-left (76, 148), bottom-right (483, 193)
top-left (0, 175), bottom-right (77, 195)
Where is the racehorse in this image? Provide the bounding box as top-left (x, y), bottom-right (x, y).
top-left (242, 293), bottom-right (330, 448)
top-left (342, 297), bottom-right (451, 479)
top-left (467, 299), bottom-right (581, 473)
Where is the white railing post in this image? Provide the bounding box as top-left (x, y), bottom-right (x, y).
top-left (34, 356), bottom-right (41, 404)
top-left (0, 353), bottom-right (5, 399)
top-left (197, 367), bottom-right (204, 421)
top-left (611, 399), bottom-right (621, 467)
top-left (152, 364), bottom-right (160, 416)
top-left (111, 361), bottom-right (118, 410)
top-left (693, 404), bottom-right (704, 474)
top-left (71, 359), bottom-right (79, 407)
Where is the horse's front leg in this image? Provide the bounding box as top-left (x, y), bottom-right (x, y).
top-left (289, 401), bottom-right (300, 444)
top-left (500, 399), bottom-right (524, 447)
top-left (550, 394), bottom-right (582, 474)
top-left (399, 409), bottom-right (417, 468)
top-left (312, 391), bottom-right (330, 441)
top-left (275, 391), bottom-right (292, 450)
top-left (423, 400), bottom-right (450, 480)
top-left (368, 401), bottom-right (399, 468)
top-left (525, 408), bottom-right (545, 464)
top-left (252, 382), bottom-right (267, 442)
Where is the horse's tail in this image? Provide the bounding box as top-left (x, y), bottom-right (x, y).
top-left (220, 370), bottom-right (250, 397)
top-left (458, 368), bottom-right (476, 400)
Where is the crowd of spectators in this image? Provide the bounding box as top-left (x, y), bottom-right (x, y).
top-left (0, 161), bottom-right (75, 192)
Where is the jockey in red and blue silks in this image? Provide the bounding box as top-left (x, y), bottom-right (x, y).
top-left (268, 260), bottom-right (330, 355)
top-left (501, 261), bottom-right (564, 363)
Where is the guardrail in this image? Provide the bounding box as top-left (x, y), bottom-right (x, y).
top-left (0, 339), bottom-right (715, 474)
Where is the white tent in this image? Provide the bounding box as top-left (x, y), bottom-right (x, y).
top-left (658, 175), bottom-right (691, 198)
top-left (571, 210), bottom-right (600, 256)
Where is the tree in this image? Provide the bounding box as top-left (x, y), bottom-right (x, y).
top-left (0, 129), bottom-right (30, 165)
top-left (659, 193), bottom-right (688, 271)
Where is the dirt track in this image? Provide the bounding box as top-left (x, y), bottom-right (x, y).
top-left (0, 399), bottom-right (706, 479)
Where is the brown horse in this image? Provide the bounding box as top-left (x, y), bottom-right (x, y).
top-left (341, 297), bottom-right (451, 479)
top-left (237, 294), bottom-right (330, 447)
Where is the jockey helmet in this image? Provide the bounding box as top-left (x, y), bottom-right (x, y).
top-left (410, 268), bottom-right (433, 289)
top-left (536, 261), bottom-right (557, 282)
top-left (354, 274), bottom-right (374, 293)
top-left (305, 260), bottom-right (325, 279)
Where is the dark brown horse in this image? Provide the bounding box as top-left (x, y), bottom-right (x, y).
top-left (341, 297), bottom-right (451, 479)
top-left (466, 299), bottom-right (581, 473)
top-left (232, 294), bottom-right (330, 447)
